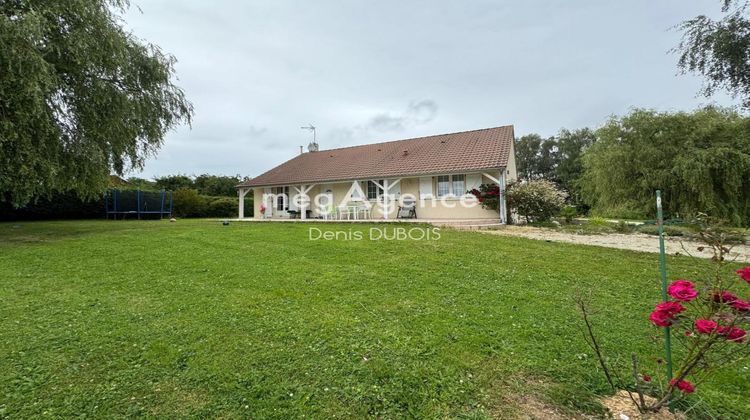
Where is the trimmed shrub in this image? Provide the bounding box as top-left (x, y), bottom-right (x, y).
top-left (207, 197), bottom-right (237, 218)
top-left (507, 180), bottom-right (567, 223)
top-left (172, 188), bottom-right (208, 217)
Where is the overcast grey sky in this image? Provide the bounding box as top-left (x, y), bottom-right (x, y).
top-left (123, 0), bottom-right (733, 179)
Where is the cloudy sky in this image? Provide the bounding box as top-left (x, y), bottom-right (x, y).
top-left (122, 0), bottom-right (733, 179)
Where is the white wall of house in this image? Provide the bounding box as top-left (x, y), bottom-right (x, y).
top-left (505, 141), bottom-right (518, 183)
top-left (249, 170), bottom-right (505, 220)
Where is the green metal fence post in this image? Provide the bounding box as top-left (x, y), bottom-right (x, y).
top-left (656, 190), bottom-right (674, 409)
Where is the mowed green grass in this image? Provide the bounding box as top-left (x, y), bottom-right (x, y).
top-left (0, 220), bottom-right (747, 418)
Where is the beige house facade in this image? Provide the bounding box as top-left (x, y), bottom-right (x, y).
top-left (237, 126), bottom-right (517, 222)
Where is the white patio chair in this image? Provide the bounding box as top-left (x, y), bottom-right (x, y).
top-left (337, 206), bottom-right (351, 220)
top-left (323, 205), bottom-right (336, 220)
top-left (359, 205), bottom-right (371, 220)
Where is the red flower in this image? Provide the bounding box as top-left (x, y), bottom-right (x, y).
top-left (642, 374), bottom-right (652, 382)
top-left (712, 291), bottom-right (739, 304)
top-left (736, 267), bottom-right (750, 283)
top-left (655, 301), bottom-right (686, 315)
top-left (669, 379), bottom-right (695, 394)
top-left (667, 280), bottom-right (698, 302)
top-left (718, 326), bottom-right (747, 343)
top-left (694, 319), bottom-right (717, 334)
top-left (649, 302), bottom-right (685, 327)
top-left (731, 299), bottom-right (750, 312)
top-left (649, 310), bottom-right (672, 327)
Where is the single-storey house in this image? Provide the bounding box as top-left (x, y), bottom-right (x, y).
top-left (236, 125), bottom-right (517, 222)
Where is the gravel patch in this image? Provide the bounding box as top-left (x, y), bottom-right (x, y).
top-left (480, 226), bottom-right (750, 262)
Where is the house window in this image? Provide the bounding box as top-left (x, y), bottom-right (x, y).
top-left (274, 187), bottom-right (287, 211)
top-left (437, 175), bottom-right (450, 197)
top-left (367, 180), bottom-right (382, 200)
top-left (437, 174), bottom-right (466, 197)
top-left (452, 174), bottom-right (465, 196)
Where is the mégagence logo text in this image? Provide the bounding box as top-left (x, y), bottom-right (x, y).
top-left (308, 227), bottom-right (441, 241)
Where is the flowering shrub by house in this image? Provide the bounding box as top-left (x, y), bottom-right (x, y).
top-left (505, 180), bottom-right (567, 223)
top-left (467, 183), bottom-right (500, 210)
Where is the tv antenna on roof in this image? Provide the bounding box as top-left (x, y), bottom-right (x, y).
top-left (301, 124), bottom-right (318, 152)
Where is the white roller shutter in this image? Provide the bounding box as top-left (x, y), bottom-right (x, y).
top-left (419, 177), bottom-right (433, 199)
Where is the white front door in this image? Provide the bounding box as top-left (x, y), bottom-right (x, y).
top-left (274, 186), bottom-right (289, 217)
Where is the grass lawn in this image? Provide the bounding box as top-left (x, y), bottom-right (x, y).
top-left (1, 220), bottom-right (747, 418)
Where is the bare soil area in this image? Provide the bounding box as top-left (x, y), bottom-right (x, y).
top-left (481, 226), bottom-right (750, 262)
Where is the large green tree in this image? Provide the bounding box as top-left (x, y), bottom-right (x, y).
top-left (514, 134), bottom-right (557, 181)
top-left (580, 107), bottom-right (750, 225)
top-left (515, 129), bottom-right (594, 208)
top-left (0, 0), bottom-right (192, 207)
top-left (193, 174), bottom-right (245, 197)
top-left (676, 0), bottom-right (750, 107)
top-left (555, 128), bottom-right (596, 206)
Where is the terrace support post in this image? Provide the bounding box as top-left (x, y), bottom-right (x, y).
top-left (372, 179), bottom-right (401, 220)
top-left (382, 179), bottom-right (389, 220)
top-left (499, 170), bottom-right (506, 224)
top-left (238, 188), bottom-right (246, 219)
top-left (293, 185), bottom-right (316, 220)
top-left (483, 171), bottom-right (506, 224)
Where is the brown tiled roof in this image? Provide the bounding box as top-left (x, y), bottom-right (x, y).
top-left (239, 125), bottom-right (514, 188)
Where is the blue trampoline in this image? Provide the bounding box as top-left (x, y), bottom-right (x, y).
top-left (105, 189), bottom-right (172, 220)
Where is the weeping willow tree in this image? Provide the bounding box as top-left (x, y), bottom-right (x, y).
top-left (580, 107), bottom-right (750, 225)
top-left (0, 0), bottom-right (193, 207)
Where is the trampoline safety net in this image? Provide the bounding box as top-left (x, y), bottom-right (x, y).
top-left (105, 190), bottom-right (172, 219)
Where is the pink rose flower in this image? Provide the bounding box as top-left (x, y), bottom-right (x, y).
top-left (731, 300), bottom-right (750, 312)
top-left (712, 291), bottom-right (739, 304)
top-left (667, 280), bottom-right (698, 301)
top-left (736, 267), bottom-right (750, 283)
top-left (649, 301), bottom-right (685, 327)
top-left (649, 310), bottom-right (672, 327)
top-left (718, 326), bottom-right (747, 343)
top-left (669, 379), bottom-right (695, 394)
top-left (655, 301), bottom-right (686, 315)
top-left (694, 319), bottom-right (717, 334)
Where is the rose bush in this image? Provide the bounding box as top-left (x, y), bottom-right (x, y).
top-left (577, 221), bottom-right (750, 414)
top-left (639, 264), bottom-right (750, 408)
top-left (467, 184), bottom-right (500, 211)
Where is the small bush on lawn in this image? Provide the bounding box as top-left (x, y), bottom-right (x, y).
top-left (173, 190), bottom-right (251, 218)
top-left (613, 220), bottom-right (633, 233)
top-left (587, 216), bottom-right (610, 227)
top-left (172, 188), bottom-right (208, 217)
top-left (507, 180), bottom-right (567, 223)
top-left (207, 197), bottom-right (237, 218)
top-left (559, 206), bottom-right (577, 224)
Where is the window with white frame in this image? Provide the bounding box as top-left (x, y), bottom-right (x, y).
top-left (436, 175), bottom-right (450, 197)
top-left (274, 186), bottom-right (288, 211)
top-left (437, 175), bottom-right (465, 197)
top-left (452, 174), bottom-right (465, 196)
top-left (367, 180), bottom-right (382, 200)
